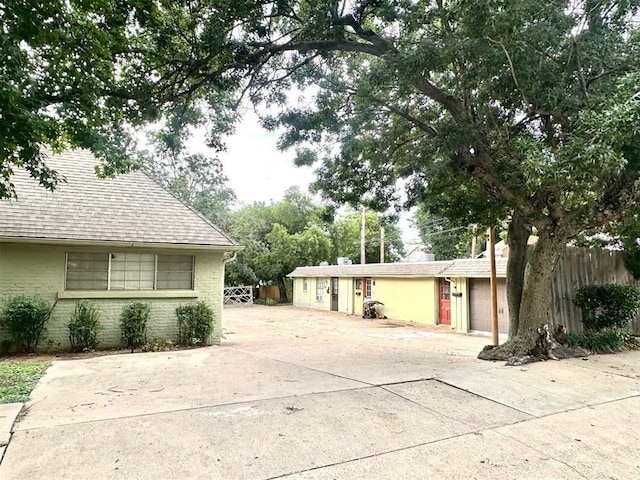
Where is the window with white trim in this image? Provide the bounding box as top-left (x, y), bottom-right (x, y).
top-left (315, 278), bottom-right (324, 301)
top-left (65, 253), bottom-right (194, 291)
top-left (302, 279), bottom-right (308, 292)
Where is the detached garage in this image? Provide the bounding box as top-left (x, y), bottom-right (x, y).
top-left (289, 258), bottom-right (509, 335)
top-left (469, 279), bottom-right (510, 334)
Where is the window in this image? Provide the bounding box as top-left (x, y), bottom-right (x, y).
top-left (65, 253), bottom-right (109, 291)
top-left (302, 279), bottom-right (308, 292)
top-left (364, 277), bottom-right (372, 299)
top-left (65, 252), bottom-right (194, 291)
top-left (440, 280), bottom-right (450, 300)
top-left (315, 278), bottom-right (324, 301)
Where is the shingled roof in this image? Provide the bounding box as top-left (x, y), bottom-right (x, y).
top-left (288, 257), bottom-right (508, 278)
top-left (0, 150), bottom-right (241, 249)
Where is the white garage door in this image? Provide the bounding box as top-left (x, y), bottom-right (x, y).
top-left (469, 278), bottom-right (510, 334)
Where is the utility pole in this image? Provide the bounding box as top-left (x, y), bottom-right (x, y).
top-left (488, 227), bottom-right (499, 346)
top-left (360, 206), bottom-right (366, 264)
top-left (470, 225), bottom-right (478, 258)
top-left (380, 226), bottom-right (385, 264)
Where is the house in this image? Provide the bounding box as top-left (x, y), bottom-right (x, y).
top-left (288, 258), bottom-right (510, 334)
top-left (0, 150), bottom-right (242, 350)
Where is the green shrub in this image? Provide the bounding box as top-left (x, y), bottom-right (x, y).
top-left (68, 301), bottom-right (102, 352)
top-left (265, 298), bottom-right (277, 306)
top-left (564, 330), bottom-right (638, 353)
top-left (120, 303), bottom-right (150, 352)
top-left (0, 296), bottom-right (54, 353)
top-left (573, 284), bottom-right (640, 332)
top-left (176, 302), bottom-right (214, 346)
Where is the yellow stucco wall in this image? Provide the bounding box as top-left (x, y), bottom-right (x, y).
top-left (367, 277), bottom-right (439, 325)
top-left (338, 278), bottom-right (353, 314)
top-left (292, 277), bottom-right (331, 311)
top-left (0, 243), bottom-right (225, 351)
top-left (449, 277), bottom-right (469, 332)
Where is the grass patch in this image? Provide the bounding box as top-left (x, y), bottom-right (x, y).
top-left (0, 360), bottom-right (50, 403)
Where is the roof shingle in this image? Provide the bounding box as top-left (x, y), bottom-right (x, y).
top-left (0, 150), bottom-right (240, 249)
top-left (288, 258), bottom-right (508, 278)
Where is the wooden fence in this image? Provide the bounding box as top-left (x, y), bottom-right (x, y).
top-left (551, 247), bottom-right (640, 334)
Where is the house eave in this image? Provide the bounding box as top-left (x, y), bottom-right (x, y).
top-left (0, 236), bottom-right (244, 252)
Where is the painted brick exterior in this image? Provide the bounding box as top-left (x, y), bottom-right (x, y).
top-left (0, 243), bottom-right (225, 351)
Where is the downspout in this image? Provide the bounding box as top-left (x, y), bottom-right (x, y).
top-left (223, 251), bottom-right (238, 265)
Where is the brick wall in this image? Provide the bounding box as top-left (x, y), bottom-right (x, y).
top-left (0, 243), bottom-right (225, 351)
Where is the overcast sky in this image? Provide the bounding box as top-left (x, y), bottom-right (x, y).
top-left (191, 111), bottom-right (421, 250)
top-left (217, 112), bottom-right (317, 206)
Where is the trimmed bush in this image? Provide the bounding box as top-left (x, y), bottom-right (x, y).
top-left (68, 301), bottom-right (102, 352)
top-left (573, 284), bottom-right (640, 332)
top-left (0, 296), bottom-right (54, 353)
top-left (176, 302), bottom-right (214, 346)
top-left (120, 303), bottom-right (150, 352)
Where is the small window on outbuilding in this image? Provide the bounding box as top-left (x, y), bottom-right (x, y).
top-left (315, 278), bottom-right (324, 301)
top-left (302, 278), bottom-right (308, 292)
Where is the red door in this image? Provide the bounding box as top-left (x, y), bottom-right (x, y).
top-left (439, 278), bottom-right (451, 325)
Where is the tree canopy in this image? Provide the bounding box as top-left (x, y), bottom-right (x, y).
top-left (4, 1), bottom-right (640, 358)
top-left (225, 190), bottom-right (405, 302)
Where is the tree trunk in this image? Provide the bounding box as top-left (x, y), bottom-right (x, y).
top-left (506, 211), bottom-right (531, 337)
top-left (515, 231), bottom-right (564, 337)
top-left (277, 277), bottom-right (288, 303)
top-left (479, 228), bottom-right (588, 362)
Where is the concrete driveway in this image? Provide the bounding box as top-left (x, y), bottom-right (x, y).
top-left (1, 305), bottom-right (639, 479)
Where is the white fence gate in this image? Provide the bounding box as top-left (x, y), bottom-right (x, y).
top-left (223, 286), bottom-right (254, 305)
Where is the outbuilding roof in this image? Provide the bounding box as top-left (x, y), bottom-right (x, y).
top-left (0, 150), bottom-right (241, 249)
top-left (288, 257), bottom-right (508, 279)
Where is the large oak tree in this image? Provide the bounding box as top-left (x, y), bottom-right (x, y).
top-left (3, 1), bottom-right (640, 358)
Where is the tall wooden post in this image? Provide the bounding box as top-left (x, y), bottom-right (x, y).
top-left (380, 226), bottom-right (385, 263)
top-left (488, 227), bottom-right (499, 345)
top-left (360, 206), bottom-right (366, 264)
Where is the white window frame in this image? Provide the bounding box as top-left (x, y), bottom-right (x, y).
top-left (315, 278), bottom-right (324, 302)
top-left (65, 252), bottom-right (195, 291)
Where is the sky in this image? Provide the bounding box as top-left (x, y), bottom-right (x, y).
top-left (192, 111), bottom-right (422, 251)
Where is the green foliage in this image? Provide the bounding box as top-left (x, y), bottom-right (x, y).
top-left (573, 284), bottom-right (640, 332)
top-left (175, 302), bottom-right (214, 346)
top-left (5, 0), bottom-right (640, 340)
top-left (142, 105), bottom-right (237, 232)
top-left (414, 206), bottom-right (481, 260)
top-left (0, 360), bottom-right (50, 404)
top-left (563, 330), bottom-right (638, 354)
top-left (265, 298), bottom-right (278, 307)
top-left (120, 303), bottom-right (150, 352)
top-left (68, 301), bottom-right (102, 352)
top-left (225, 188), bottom-right (339, 288)
top-left (330, 209), bottom-right (404, 264)
top-left (0, 296), bottom-right (54, 353)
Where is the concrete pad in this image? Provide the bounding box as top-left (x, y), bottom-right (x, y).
top-left (17, 347), bottom-right (365, 430)
top-left (439, 360), bottom-right (640, 417)
top-left (239, 341), bottom-right (499, 386)
top-left (566, 350), bottom-right (640, 380)
top-left (495, 396), bottom-right (640, 480)
top-left (284, 429), bottom-right (587, 479)
top-left (2, 387), bottom-right (473, 480)
top-left (385, 379), bottom-right (533, 429)
top-left (0, 403), bottom-right (23, 447)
